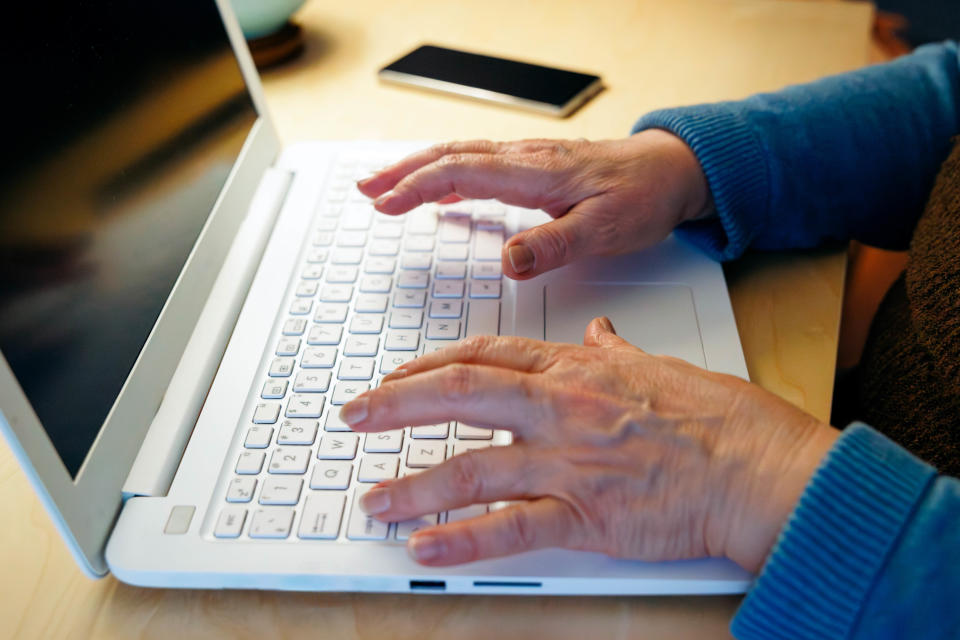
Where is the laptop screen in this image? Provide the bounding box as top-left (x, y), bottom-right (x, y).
top-left (0, 2), bottom-right (257, 478)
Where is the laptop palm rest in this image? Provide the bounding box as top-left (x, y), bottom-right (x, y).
top-left (543, 283), bottom-right (707, 367)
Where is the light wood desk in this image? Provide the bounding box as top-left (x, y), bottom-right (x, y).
top-left (0, 1), bottom-right (871, 638)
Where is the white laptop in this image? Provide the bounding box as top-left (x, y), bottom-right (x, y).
top-left (0, 0), bottom-right (752, 593)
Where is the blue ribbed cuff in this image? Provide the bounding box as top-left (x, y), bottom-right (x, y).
top-left (731, 423), bottom-right (936, 640)
top-left (632, 105), bottom-right (769, 261)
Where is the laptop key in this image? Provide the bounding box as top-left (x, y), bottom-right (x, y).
top-left (301, 347), bottom-right (337, 368)
top-left (338, 357), bottom-right (375, 381)
top-left (253, 402), bottom-right (281, 424)
top-left (276, 338), bottom-right (301, 356)
top-left (249, 508), bottom-right (295, 539)
top-left (410, 423), bottom-right (449, 439)
top-left (277, 418), bottom-right (319, 445)
top-left (426, 320), bottom-right (461, 340)
top-left (331, 381), bottom-right (370, 404)
top-left (259, 478), bottom-right (303, 505)
top-left (380, 352), bottom-right (417, 374)
top-left (389, 310), bottom-right (423, 329)
top-left (283, 318), bottom-right (308, 335)
top-left (396, 514), bottom-right (439, 541)
top-left (310, 461), bottom-right (353, 490)
top-left (438, 244), bottom-right (469, 261)
top-left (236, 451), bottom-right (265, 475)
top-left (269, 357), bottom-right (295, 377)
top-left (447, 503), bottom-right (488, 523)
top-left (245, 425), bottom-right (274, 449)
top-left (358, 454), bottom-right (399, 482)
top-left (261, 380), bottom-right (288, 399)
top-left (349, 314), bottom-right (384, 334)
top-left (393, 290), bottom-right (427, 308)
top-left (268, 447), bottom-right (310, 474)
top-left (429, 300), bottom-right (463, 318)
top-left (286, 393), bottom-right (325, 418)
top-left (347, 486), bottom-right (390, 540)
top-left (317, 433), bottom-right (359, 459)
top-left (344, 335), bottom-right (380, 357)
top-left (226, 477), bottom-right (257, 503)
top-left (299, 493), bottom-right (346, 539)
top-left (406, 441), bottom-right (446, 467)
top-left (355, 293), bottom-right (388, 313)
top-left (455, 423), bottom-right (494, 440)
top-left (293, 370), bottom-right (331, 393)
top-left (469, 280), bottom-right (501, 299)
top-left (314, 303), bottom-right (349, 324)
top-left (385, 330), bottom-right (420, 351)
top-left (323, 410), bottom-right (353, 432)
top-left (214, 507), bottom-right (247, 538)
top-left (364, 430), bottom-right (404, 453)
top-left (307, 325), bottom-right (342, 345)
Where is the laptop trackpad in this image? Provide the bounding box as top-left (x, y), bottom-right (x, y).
top-left (543, 283), bottom-right (706, 367)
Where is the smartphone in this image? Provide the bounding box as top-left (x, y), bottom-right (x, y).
top-left (378, 44), bottom-right (603, 117)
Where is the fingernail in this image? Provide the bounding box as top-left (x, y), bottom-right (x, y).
top-left (508, 244), bottom-right (534, 274)
top-left (359, 488), bottom-right (391, 515)
top-left (599, 316), bottom-right (615, 332)
top-left (374, 193), bottom-right (392, 207)
top-left (408, 533), bottom-right (445, 563)
top-left (339, 396), bottom-right (368, 424)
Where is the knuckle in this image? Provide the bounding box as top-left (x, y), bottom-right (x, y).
top-left (457, 334), bottom-right (496, 361)
top-left (528, 223), bottom-right (573, 264)
top-left (448, 452), bottom-right (485, 503)
top-left (440, 363), bottom-right (475, 401)
top-left (504, 507), bottom-right (538, 551)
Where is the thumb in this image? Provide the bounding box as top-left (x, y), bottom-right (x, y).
top-left (583, 316), bottom-right (631, 349)
top-left (502, 210), bottom-right (593, 279)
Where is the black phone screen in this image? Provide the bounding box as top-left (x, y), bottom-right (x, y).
top-left (380, 45), bottom-right (600, 108)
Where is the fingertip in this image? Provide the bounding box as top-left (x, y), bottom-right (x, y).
top-left (407, 532), bottom-right (447, 564)
top-left (507, 243), bottom-right (535, 275)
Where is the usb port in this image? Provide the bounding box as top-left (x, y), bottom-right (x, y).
top-left (409, 580), bottom-right (446, 591)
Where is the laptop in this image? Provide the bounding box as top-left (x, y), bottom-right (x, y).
top-left (0, 0), bottom-right (752, 593)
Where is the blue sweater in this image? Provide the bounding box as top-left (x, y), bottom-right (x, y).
top-left (634, 43), bottom-right (960, 639)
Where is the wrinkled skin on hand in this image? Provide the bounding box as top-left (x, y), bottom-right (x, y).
top-left (341, 318), bottom-right (839, 573)
top-left (356, 131), bottom-right (713, 280)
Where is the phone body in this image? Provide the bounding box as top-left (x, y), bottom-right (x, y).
top-left (378, 45), bottom-right (603, 117)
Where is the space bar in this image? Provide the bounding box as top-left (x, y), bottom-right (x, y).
top-left (466, 300), bottom-right (501, 337)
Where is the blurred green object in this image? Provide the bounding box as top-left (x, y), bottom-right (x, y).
top-left (230, 0), bottom-right (306, 39)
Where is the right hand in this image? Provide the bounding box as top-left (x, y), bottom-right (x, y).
top-left (356, 130), bottom-right (713, 279)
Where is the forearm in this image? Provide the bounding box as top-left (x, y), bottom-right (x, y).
top-left (634, 42), bottom-right (960, 260)
top-left (732, 423), bottom-right (960, 639)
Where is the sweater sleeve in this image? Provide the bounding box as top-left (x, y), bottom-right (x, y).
top-left (731, 423), bottom-right (960, 639)
top-left (632, 42), bottom-right (960, 261)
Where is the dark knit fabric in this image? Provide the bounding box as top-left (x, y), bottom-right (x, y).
top-left (855, 139), bottom-right (960, 476)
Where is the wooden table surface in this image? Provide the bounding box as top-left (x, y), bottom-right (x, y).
top-left (0, 1), bottom-right (871, 638)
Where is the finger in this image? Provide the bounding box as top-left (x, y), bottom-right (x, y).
top-left (372, 153), bottom-right (571, 215)
top-left (340, 364), bottom-right (551, 437)
top-left (383, 334), bottom-right (558, 382)
top-left (407, 499), bottom-right (580, 566)
top-left (502, 206), bottom-right (601, 279)
top-left (583, 316), bottom-right (633, 349)
top-left (358, 445), bottom-right (534, 521)
top-left (356, 140), bottom-right (504, 198)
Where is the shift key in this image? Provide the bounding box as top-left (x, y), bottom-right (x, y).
top-left (466, 300), bottom-right (500, 337)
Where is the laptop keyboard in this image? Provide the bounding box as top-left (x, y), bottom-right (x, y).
top-left (213, 155), bottom-right (508, 542)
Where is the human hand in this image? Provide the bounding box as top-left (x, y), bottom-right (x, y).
top-left (356, 131), bottom-right (712, 279)
top-left (339, 319), bottom-right (839, 572)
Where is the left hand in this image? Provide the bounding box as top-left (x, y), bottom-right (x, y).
top-left (339, 318), bottom-right (838, 572)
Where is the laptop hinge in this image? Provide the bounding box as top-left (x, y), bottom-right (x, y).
top-left (122, 167), bottom-right (294, 498)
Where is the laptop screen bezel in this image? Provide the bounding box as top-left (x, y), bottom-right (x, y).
top-left (0, 0), bottom-right (279, 577)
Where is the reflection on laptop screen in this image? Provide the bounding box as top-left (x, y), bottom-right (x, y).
top-left (0, 1), bottom-right (257, 477)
